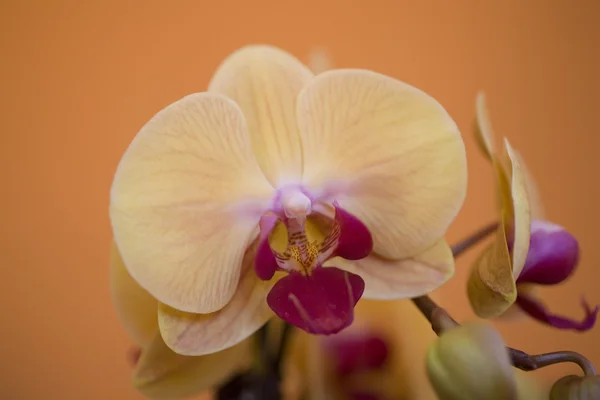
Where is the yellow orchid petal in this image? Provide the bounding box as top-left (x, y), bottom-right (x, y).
top-left (297, 70), bottom-right (467, 259)
top-left (468, 140), bottom-right (531, 318)
top-left (467, 220), bottom-right (517, 318)
top-left (474, 91), bottom-right (496, 160)
top-left (497, 284), bottom-right (537, 322)
top-left (510, 145), bottom-right (545, 220)
top-left (209, 45), bottom-right (314, 186)
top-left (158, 256), bottom-right (277, 356)
top-left (109, 242), bottom-right (157, 347)
top-left (110, 93), bottom-right (274, 314)
top-left (475, 93), bottom-right (542, 220)
top-left (134, 332), bottom-right (253, 400)
top-left (426, 323), bottom-right (518, 400)
top-left (504, 139), bottom-right (531, 279)
top-left (328, 239), bottom-right (454, 299)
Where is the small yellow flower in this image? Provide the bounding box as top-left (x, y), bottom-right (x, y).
top-left (467, 93), bottom-right (598, 331)
top-left (109, 45), bottom-right (467, 357)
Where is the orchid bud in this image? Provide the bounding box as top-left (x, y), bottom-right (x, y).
top-left (426, 323), bottom-right (518, 400)
top-left (517, 220), bottom-right (579, 285)
top-left (550, 375), bottom-right (600, 400)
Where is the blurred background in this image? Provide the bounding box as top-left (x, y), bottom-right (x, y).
top-left (1, 1), bottom-right (599, 399)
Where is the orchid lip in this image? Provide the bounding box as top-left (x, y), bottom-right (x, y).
top-left (266, 267), bottom-right (365, 335)
top-left (254, 201), bottom-right (373, 334)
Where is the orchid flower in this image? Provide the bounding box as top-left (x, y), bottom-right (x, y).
top-left (467, 92), bottom-right (598, 331)
top-left (109, 45), bottom-right (467, 357)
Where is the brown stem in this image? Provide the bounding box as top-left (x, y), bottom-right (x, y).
top-left (508, 348), bottom-right (597, 376)
top-left (451, 222), bottom-right (498, 257)
top-left (411, 295), bottom-right (597, 377)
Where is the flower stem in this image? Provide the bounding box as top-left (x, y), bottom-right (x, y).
top-left (508, 348), bottom-right (597, 376)
top-left (451, 222), bottom-right (498, 257)
top-left (411, 295), bottom-right (597, 376)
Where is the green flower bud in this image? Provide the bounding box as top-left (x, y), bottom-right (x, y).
top-left (426, 323), bottom-right (518, 400)
top-left (550, 375), bottom-right (600, 400)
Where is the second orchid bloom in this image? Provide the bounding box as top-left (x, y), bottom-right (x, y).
top-left (109, 45), bottom-right (467, 356)
top-left (467, 93), bottom-right (598, 331)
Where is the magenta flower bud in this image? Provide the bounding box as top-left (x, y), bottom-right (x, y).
top-left (515, 220), bottom-right (598, 332)
top-left (517, 220), bottom-right (580, 285)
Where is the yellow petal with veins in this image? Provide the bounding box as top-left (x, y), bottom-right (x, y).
top-left (110, 93), bottom-right (274, 314)
top-left (109, 242), bottom-right (157, 347)
top-left (510, 146), bottom-right (545, 221)
top-left (474, 91), bottom-right (496, 160)
top-left (475, 92), bottom-right (544, 220)
top-left (468, 139), bottom-right (531, 317)
top-left (158, 244), bottom-right (277, 356)
top-left (134, 332), bottom-right (253, 400)
top-left (328, 239), bottom-right (454, 300)
top-left (297, 70), bottom-right (467, 259)
top-left (504, 139), bottom-right (531, 279)
top-left (467, 216), bottom-right (517, 318)
top-left (209, 45), bottom-right (314, 186)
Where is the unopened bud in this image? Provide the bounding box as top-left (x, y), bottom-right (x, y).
top-left (517, 220), bottom-right (579, 285)
top-left (550, 375), bottom-right (600, 400)
top-left (426, 323), bottom-right (518, 400)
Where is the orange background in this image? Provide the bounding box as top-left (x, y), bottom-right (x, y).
top-left (1, 1), bottom-right (599, 399)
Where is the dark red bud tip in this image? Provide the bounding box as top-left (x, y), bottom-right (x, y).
top-left (333, 204), bottom-right (373, 261)
top-left (517, 294), bottom-right (599, 332)
top-left (266, 267), bottom-right (364, 335)
top-left (517, 220), bottom-right (579, 285)
top-left (328, 334), bottom-right (389, 376)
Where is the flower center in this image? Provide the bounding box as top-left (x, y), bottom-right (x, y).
top-left (254, 196), bottom-right (374, 335)
top-left (281, 189), bottom-right (312, 220)
top-left (275, 217), bottom-right (322, 274)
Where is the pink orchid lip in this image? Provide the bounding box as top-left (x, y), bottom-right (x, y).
top-left (517, 220), bottom-right (580, 285)
top-left (266, 266), bottom-right (365, 335)
top-left (516, 294), bottom-right (599, 332)
top-left (327, 333), bottom-right (389, 376)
